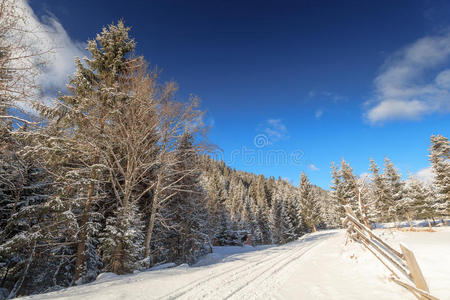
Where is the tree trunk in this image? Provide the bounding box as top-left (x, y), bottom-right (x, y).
top-left (74, 181), bottom-right (95, 283)
top-left (8, 240), bottom-right (36, 299)
top-left (74, 110), bottom-right (105, 282)
top-left (312, 223), bottom-right (317, 232)
top-left (144, 173), bottom-right (161, 265)
top-left (406, 213), bottom-right (413, 230)
top-left (355, 183), bottom-right (370, 229)
top-left (427, 219), bottom-right (432, 229)
top-left (111, 208), bottom-right (128, 274)
top-left (112, 242), bottom-right (123, 274)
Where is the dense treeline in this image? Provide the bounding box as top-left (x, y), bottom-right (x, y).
top-left (329, 135), bottom-right (449, 229)
top-left (200, 156), bottom-right (334, 247)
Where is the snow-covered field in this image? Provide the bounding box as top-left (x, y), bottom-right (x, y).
top-left (21, 227), bottom-right (450, 300)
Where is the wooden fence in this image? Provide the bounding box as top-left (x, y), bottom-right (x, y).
top-left (342, 205), bottom-right (439, 300)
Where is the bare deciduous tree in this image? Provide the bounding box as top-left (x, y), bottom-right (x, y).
top-left (0, 0), bottom-right (47, 128)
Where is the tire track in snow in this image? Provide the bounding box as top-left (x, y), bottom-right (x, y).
top-left (226, 240), bottom-right (326, 299)
top-left (173, 239), bottom-right (320, 299)
top-left (211, 241), bottom-right (319, 299)
top-left (158, 244), bottom-right (297, 300)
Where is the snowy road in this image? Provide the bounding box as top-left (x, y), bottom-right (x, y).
top-left (23, 228), bottom-right (450, 300)
top-left (23, 231), bottom-right (337, 300)
top-left (158, 232), bottom-right (331, 299)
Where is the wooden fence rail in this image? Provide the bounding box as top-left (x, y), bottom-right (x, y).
top-left (342, 205), bottom-right (439, 300)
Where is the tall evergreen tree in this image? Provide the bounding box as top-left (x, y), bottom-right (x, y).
top-left (279, 199), bottom-right (296, 243)
top-left (33, 21), bottom-right (136, 282)
top-left (384, 158), bottom-right (405, 225)
top-left (369, 158), bottom-right (389, 221)
top-left (298, 173), bottom-right (320, 232)
top-left (269, 192), bottom-right (283, 244)
top-left (429, 134), bottom-right (450, 218)
top-left (340, 160), bottom-right (358, 217)
top-left (406, 177), bottom-right (434, 228)
top-left (330, 162), bottom-right (345, 223)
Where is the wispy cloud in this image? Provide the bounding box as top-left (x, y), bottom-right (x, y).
top-left (308, 91), bottom-right (346, 120)
top-left (308, 90), bottom-right (347, 103)
top-left (366, 33), bottom-right (450, 123)
top-left (15, 0), bottom-right (86, 109)
top-left (259, 118), bottom-right (289, 142)
top-left (308, 164), bottom-right (319, 171)
top-left (315, 109), bottom-right (323, 119)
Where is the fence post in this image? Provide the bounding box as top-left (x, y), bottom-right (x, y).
top-left (400, 243), bottom-right (429, 295)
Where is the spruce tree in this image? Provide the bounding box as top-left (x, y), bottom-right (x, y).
top-left (429, 134), bottom-right (450, 218)
top-left (280, 199), bottom-right (296, 243)
top-left (406, 176), bottom-right (434, 228)
top-left (369, 158), bottom-right (389, 222)
top-left (340, 160), bottom-right (359, 217)
top-left (255, 203), bottom-right (272, 244)
top-left (299, 173), bottom-right (320, 232)
top-left (32, 21), bottom-right (136, 282)
top-left (269, 193), bottom-right (283, 244)
top-left (384, 157), bottom-right (405, 225)
top-left (330, 162), bottom-right (345, 223)
top-left (169, 131), bottom-right (209, 262)
top-left (244, 197), bottom-right (262, 245)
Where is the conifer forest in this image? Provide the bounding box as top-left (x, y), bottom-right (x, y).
top-left (0, 0), bottom-right (449, 299)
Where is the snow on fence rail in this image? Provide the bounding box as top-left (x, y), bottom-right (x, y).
top-left (341, 205), bottom-right (439, 300)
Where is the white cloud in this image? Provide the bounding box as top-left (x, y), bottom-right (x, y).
top-left (414, 167), bottom-right (435, 184)
top-left (367, 33), bottom-right (450, 123)
top-left (13, 1), bottom-right (86, 110)
top-left (261, 118), bottom-right (289, 141)
top-left (367, 99), bottom-right (428, 122)
top-left (308, 164), bottom-right (319, 171)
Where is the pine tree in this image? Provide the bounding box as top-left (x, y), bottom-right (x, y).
top-left (206, 171), bottom-right (226, 232)
top-left (243, 197), bottom-right (262, 245)
top-left (269, 193), bottom-right (283, 244)
top-left (280, 198), bottom-right (296, 243)
top-left (429, 134), bottom-right (450, 218)
top-left (298, 173), bottom-right (320, 232)
top-left (168, 131), bottom-right (209, 263)
top-left (287, 190), bottom-right (304, 236)
top-left (340, 159), bottom-right (359, 217)
top-left (330, 162), bottom-right (345, 223)
top-left (215, 207), bottom-right (233, 245)
top-left (100, 203), bottom-right (144, 274)
top-left (0, 138), bottom-right (82, 296)
top-left (32, 21), bottom-right (136, 282)
top-left (317, 191), bottom-right (336, 229)
top-left (384, 158), bottom-right (405, 225)
top-left (405, 176), bottom-right (433, 228)
top-left (369, 158), bottom-right (389, 222)
top-left (255, 203), bottom-right (272, 244)
top-left (255, 175), bottom-right (269, 208)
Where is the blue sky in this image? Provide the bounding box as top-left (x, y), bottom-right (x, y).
top-left (27, 0), bottom-right (450, 189)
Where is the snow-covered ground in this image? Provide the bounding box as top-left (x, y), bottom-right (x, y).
top-left (21, 227), bottom-right (450, 300)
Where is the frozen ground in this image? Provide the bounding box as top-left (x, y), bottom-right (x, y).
top-left (21, 227), bottom-right (450, 300)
